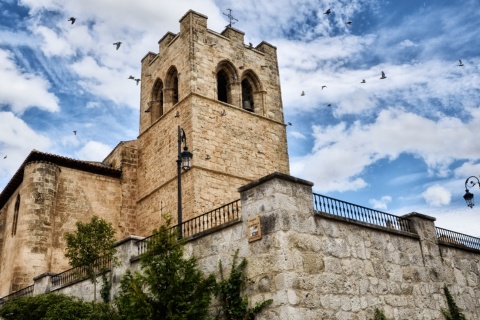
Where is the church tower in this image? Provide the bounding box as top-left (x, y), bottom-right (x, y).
top-left (135, 10), bottom-right (289, 234)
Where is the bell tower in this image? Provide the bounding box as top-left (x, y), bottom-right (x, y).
top-left (135, 10), bottom-right (289, 235)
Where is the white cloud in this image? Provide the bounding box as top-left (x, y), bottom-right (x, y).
top-left (369, 196), bottom-right (392, 210)
top-left (0, 49), bottom-right (60, 114)
top-left (290, 131), bottom-right (307, 139)
top-left (75, 141), bottom-right (112, 161)
top-left (397, 39), bottom-right (416, 48)
top-left (291, 107), bottom-right (480, 193)
top-left (422, 185), bottom-right (452, 207)
top-left (33, 26), bottom-right (75, 57)
top-left (0, 112), bottom-right (52, 191)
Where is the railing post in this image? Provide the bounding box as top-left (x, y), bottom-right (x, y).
top-left (401, 212), bottom-right (444, 272)
top-left (33, 272), bottom-right (56, 295)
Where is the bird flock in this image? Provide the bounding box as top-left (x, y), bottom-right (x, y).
top-left (64, 16), bottom-right (140, 136)
top-left (299, 8), bottom-right (466, 99)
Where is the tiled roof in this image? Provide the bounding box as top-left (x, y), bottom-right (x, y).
top-left (0, 150), bottom-right (122, 209)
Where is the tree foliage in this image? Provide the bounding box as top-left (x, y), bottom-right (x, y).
top-left (215, 250), bottom-right (272, 320)
top-left (441, 285), bottom-right (467, 320)
top-left (65, 216), bottom-right (117, 302)
top-left (115, 215), bottom-right (216, 320)
top-left (0, 294), bottom-right (120, 320)
top-left (373, 308), bottom-right (387, 320)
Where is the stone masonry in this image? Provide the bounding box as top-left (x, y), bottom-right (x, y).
top-left (27, 173), bottom-right (480, 319)
top-left (0, 10), bottom-right (289, 296)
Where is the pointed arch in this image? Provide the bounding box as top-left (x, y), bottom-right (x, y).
top-left (166, 66), bottom-right (179, 105)
top-left (150, 78), bottom-right (164, 121)
top-left (216, 60), bottom-right (238, 105)
top-left (241, 70), bottom-right (263, 113)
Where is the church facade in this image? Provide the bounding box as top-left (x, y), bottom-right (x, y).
top-left (0, 10), bottom-right (289, 296)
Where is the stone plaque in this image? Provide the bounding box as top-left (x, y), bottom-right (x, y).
top-left (247, 216), bottom-right (262, 242)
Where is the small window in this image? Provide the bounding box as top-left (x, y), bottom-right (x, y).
top-left (172, 76), bottom-right (179, 104)
top-left (241, 79), bottom-right (254, 112)
top-left (12, 194), bottom-right (20, 236)
top-left (166, 67), bottom-right (179, 105)
top-left (217, 70), bottom-right (229, 103)
top-left (151, 79), bottom-right (164, 120)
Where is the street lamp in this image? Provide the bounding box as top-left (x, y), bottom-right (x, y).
top-left (177, 126), bottom-right (193, 238)
top-left (463, 176), bottom-right (480, 208)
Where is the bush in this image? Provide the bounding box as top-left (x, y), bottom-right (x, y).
top-left (0, 294), bottom-right (120, 320)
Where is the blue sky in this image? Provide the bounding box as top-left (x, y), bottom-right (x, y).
top-left (1, 0), bottom-right (480, 236)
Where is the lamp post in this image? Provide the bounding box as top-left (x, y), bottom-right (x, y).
top-left (177, 126), bottom-right (193, 238)
top-left (463, 176), bottom-right (480, 208)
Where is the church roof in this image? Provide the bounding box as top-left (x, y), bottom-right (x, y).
top-left (0, 150), bottom-right (121, 209)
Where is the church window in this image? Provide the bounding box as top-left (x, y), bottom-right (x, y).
top-left (217, 70), bottom-right (229, 103)
top-left (166, 67), bottom-right (179, 105)
top-left (241, 79), bottom-right (254, 112)
top-left (12, 194), bottom-right (20, 236)
top-left (241, 70), bottom-right (263, 114)
top-left (151, 79), bottom-right (164, 120)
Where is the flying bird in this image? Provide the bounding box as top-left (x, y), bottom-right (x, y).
top-left (128, 75), bottom-right (135, 79)
top-left (3, 155), bottom-right (6, 159)
top-left (301, 91), bottom-right (305, 96)
top-left (68, 17), bottom-right (76, 24)
top-left (380, 71), bottom-right (386, 79)
top-left (327, 104), bottom-right (332, 107)
top-left (361, 79), bottom-right (366, 83)
top-left (458, 59), bottom-right (464, 66)
top-left (249, 42), bottom-right (253, 48)
top-left (73, 130), bottom-right (77, 135)
top-left (324, 9), bottom-right (331, 15)
top-left (321, 85), bottom-right (327, 90)
top-left (287, 122), bottom-right (292, 126)
top-left (113, 42), bottom-right (122, 50)
top-left (347, 21), bottom-right (352, 25)
top-left (135, 78), bottom-right (141, 85)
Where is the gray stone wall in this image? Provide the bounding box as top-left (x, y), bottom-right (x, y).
top-left (12, 173), bottom-right (480, 319)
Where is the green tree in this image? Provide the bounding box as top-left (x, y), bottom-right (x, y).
top-left (115, 215), bottom-right (216, 319)
top-left (373, 308), bottom-right (387, 320)
top-left (441, 285), bottom-right (467, 320)
top-left (215, 250), bottom-right (272, 320)
top-left (0, 293), bottom-right (120, 320)
top-left (65, 216), bottom-right (117, 303)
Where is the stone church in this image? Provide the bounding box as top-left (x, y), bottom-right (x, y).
top-left (0, 10), bottom-right (289, 296)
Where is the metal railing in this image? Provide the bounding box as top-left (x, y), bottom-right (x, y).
top-left (50, 256), bottom-right (112, 289)
top-left (313, 193), bottom-right (413, 233)
top-left (0, 284), bottom-right (34, 305)
top-left (436, 227), bottom-right (480, 250)
top-left (137, 199), bottom-right (241, 256)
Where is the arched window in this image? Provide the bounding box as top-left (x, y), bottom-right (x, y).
top-left (215, 60), bottom-right (238, 106)
top-left (241, 79), bottom-right (254, 112)
top-left (241, 70), bottom-right (263, 113)
top-left (151, 79), bottom-right (164, 120)
top-left (12, 194), bottom-right (20, 236)
top-left (166, 67), bottom-right (179, 105)
top-left (217, 70), bottom-right (229, 103)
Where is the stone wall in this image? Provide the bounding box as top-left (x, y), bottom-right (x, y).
top-left (103, 140), bottom-right (139, 237)
top-left (14, 172), bottom-right (480, 319)
top-left (0, 161), bottom-right (124, 297)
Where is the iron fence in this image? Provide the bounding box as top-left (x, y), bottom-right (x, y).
top-left (137, 199), bottom-right (241, 256)
top-left (50, 256), bottom-right (112, 289)
top-left (313, 193), bottom-right (413, 233)
top-left (436, 227), bottom-right (480, 250)
top-left (0, 284), bottom-right (33, 305)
